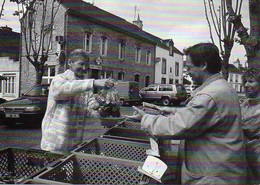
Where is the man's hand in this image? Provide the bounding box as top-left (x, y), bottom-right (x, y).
top-left (126, 106), bottom-right (146, 121)
top-left (143, 102), bottom-right (176, 114)
top-left (143, 102), bottom-right (160, 110)
top-left (94, 79), bottom-right (115, 88)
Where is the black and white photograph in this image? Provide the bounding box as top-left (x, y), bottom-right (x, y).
top-left (0, 0), bottom-right (259, 184)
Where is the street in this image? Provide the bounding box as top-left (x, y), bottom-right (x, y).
top-left (0, 104), bottom-right (182, 150)
top-left (0, 105), bottom-right (140, 150)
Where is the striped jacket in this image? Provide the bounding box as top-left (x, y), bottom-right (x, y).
top-left (41, 69), bottom-right (94, 153)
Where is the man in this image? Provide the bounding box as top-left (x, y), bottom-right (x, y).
top-left (130, 43), bottom-right (248, 184)
top-left (41, 49), bottom-right (114, 153)
top-left (240, 68), bottom-right (260, 184)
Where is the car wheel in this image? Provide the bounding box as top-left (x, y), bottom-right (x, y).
top-left (162, 97), bottom-right (171, 106)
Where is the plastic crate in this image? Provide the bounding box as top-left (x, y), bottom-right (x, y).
top-left (35, 153), bottom-right (150, 184)
top-left (0, 147), bottom-right (64, 184)
top-left (99, 117), bottom-right (125, 128)
top-left (102, 127), bottom-right (151, 142)
top-left (73, 137), bottom-right (150, 162)
top-left (116, 120), bottom-right (142, 130)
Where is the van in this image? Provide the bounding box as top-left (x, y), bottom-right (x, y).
top-left (114, 81), bottom-right (141, 105)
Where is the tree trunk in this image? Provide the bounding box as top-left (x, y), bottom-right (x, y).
top-left (35, 65), bottom-right (44, 85)
top-left (247, 0), bottom-right (260, 68)
top-left (226, 0), bottom-right (260, 68)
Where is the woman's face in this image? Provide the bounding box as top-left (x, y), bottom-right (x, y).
top-left (244, 77), bottom-right (260, 98)
top-left (70, 57), bottom-right (89, 79)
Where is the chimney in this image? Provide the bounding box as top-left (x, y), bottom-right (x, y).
top-left (133, 14), bottom-right (143, 30)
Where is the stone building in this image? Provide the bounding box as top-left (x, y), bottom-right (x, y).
top-left (20, 0), bottom-right (184, 93)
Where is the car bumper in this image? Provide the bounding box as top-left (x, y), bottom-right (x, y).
top-left (0, 111), bottom-right (44, 123)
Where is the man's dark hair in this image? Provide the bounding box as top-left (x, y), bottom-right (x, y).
top-left (68, 49), bottom-right (90, 63)
top-left (242, 68), bottom-right (260, 84)
top-left (183, 42), bottom-right (222, 74)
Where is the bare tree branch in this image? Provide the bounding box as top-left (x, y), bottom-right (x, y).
top-left (0, 0), bottom-right (6, 18)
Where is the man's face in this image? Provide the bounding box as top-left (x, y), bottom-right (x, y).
top-left (244, 77), bottom-right (260, 98)
top-left (185, 55), bottom-right (204, 85)
top-left (70, 57), bottom-right (89, 79)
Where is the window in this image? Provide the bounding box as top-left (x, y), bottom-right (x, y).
top-left (170, 67), bottom-right (172, 73)
top-left (119, 42), bottom-right (126, 60)
top-left (145, 76), bottom-right (150, 87)
top-left (118, 72), bottom-right (124, 81)
top-left (84, 32), bottom-right (92, 53)
top-left (43, 24), bottom-right (53, 52)
top-left (134, 74), bottom-right (140, 82)
top-left (230, 74), bottom-right (233, 82)
top-left (175, 62), bottom-right (179, 76)
top-left (175, 79), bottom-right (179, 84)
top-left (147, 85), bottom-right (157, 91)
top-left (235, 74), bottom-right (238, 82)
top-left (42, 65), bottom-right (55, 84)
top-left (100, 36), bottom-right (108, 56)
top-left (162, 58), bottom-right (166, 74)
top-left (2, 74), bottom-right (16, 95)
top-left (159, 85), bottom-right (172, 91)
top-left (146, 50), bottom-right (151, 65)
top-left (169, 78), bottom-right (173, 84)
top-left (161, 77), bottom-right (166, 84)
top-left (101, 71), bottom-right (113, 79)
top-left (135, 47), bottom-right (141, 63)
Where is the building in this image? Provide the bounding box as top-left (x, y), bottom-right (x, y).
top-left (19, 0), bottom-right (184, 93)
top-left (154, 39), bottom-right (183, 85)
top-left (0, 26), bottom-right (20, 100)
top-left (227, 60), bottom-right (245, 93)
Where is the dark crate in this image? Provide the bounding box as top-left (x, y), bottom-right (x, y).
top-left (116, 120), bottom-right (142, 130)
top-left (35, 153), bottom-right (150, 185)
top-left (73, 137), bottom-right (150, 162)
top-left (102, 127), bottom-right (151, 142)
top-left (99, 117), bottom-right (125, 128)
top-left (0, 147), bottom-right (64, 184)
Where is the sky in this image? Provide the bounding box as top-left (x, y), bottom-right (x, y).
top-left (0, 0), bottom-right (250, 65)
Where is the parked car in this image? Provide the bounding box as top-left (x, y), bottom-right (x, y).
top-left (0, 84), bottom-right (49, 128)
top-left (114, 81), bottom-right (141, 105)
top-left (139, 84), bottom-right (187, 106)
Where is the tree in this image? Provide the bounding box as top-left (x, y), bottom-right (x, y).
top-left (8, 0), bottom-right (61, 84)
top-left (0, 0), bottom-right (6, 19)
top-left (226, 0), bottom-right (260, 69)
top-left (204, 0), bottom-right (243, 79)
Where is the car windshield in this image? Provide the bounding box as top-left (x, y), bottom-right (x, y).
top-left (24, 86), bottom-right (49, 97)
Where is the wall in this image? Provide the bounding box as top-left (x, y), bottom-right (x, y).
top-left (0, 57), bottom-right (20, 100)
top-left (155, 46), bottom-right (184, 84)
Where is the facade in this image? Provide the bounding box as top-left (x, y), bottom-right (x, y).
top-left (20, 0), bottom-right (184, 94)
top-left (0, 26), bottom-right (20, 100)
top-left (154, 39), bottom-right (183, 85)
top-left (227, 62), bottom-right (244, 93)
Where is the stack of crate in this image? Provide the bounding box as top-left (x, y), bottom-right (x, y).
top-left (3, 119), bottom-right (181, 184)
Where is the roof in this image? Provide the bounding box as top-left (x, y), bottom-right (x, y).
top-left (59, 0), bottom-right (183, 55)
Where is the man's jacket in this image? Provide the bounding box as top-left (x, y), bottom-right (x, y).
top-left (41, 69), bottom-right (94, 153)
top-left (141, 73), bottom-right (247, 184)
